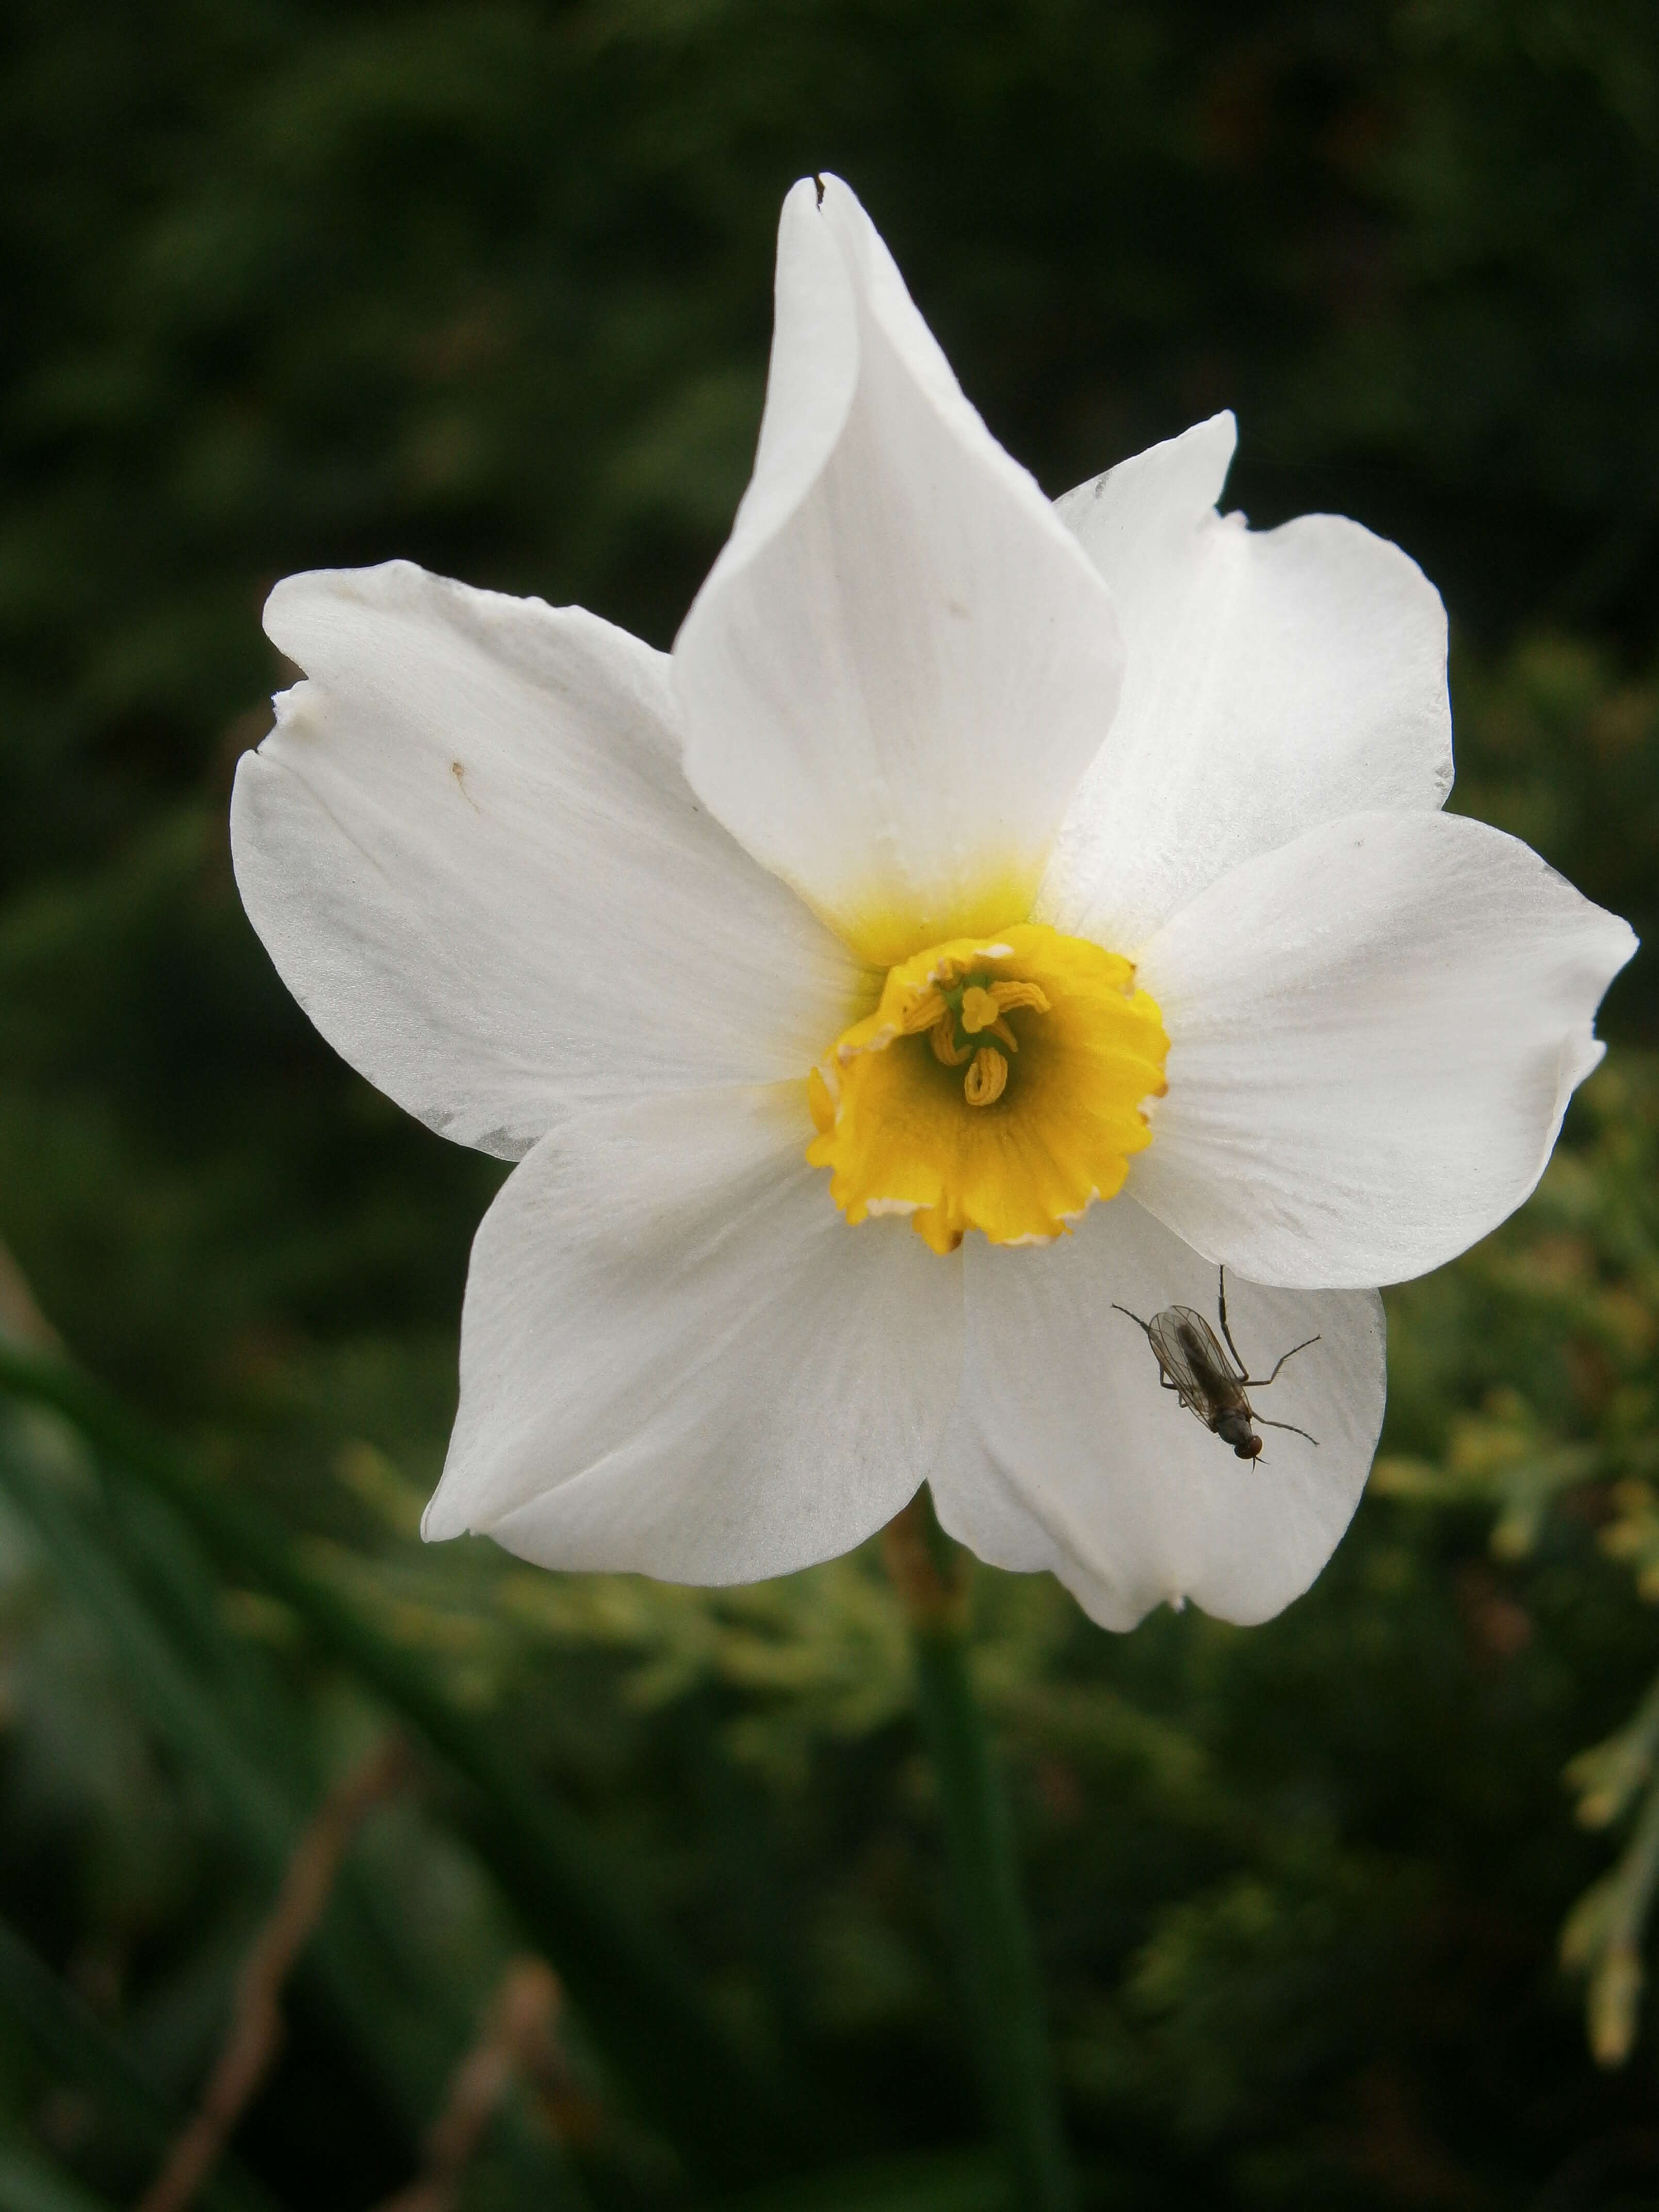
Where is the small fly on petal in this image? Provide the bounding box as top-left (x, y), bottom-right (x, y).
top-left (1113, 1267), bottom-right (1321, 1459)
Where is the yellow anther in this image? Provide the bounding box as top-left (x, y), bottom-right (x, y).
top-left (930, 1021), bottom-right (972, 1068)
top-left (963, 1046), bottom-right (1009, 1107)
top-left (901, 988), bottom-right (948, 1035)
top-left (960, 985), bottom-right (1001, 1034)
top-left (988, 979), bottom-right (1050, 1018)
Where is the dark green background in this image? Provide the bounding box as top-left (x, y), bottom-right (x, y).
top-left (2, 2), bottom-right (1659, 2206)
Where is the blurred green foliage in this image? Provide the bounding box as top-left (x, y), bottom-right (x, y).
top-left (2, 0), bottom-right (1659, 2206)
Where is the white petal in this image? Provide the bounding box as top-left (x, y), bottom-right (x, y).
top-left (1131, 811), bottom-right (1638, 1287)
top-left (1038, 415), bottom-right (1454, 950)
top-left (232, 562), bottom-right (860, 1160)
top-left (425, 1083), bottom-right (963, 1581)
top-left (673, 176), bottom-right (1125, 962)
top-left (931, 1197), bottom-right (1384, 1631)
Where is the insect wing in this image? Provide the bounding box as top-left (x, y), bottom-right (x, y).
top-left (1147, 1308), bottom-right (1244, 1426)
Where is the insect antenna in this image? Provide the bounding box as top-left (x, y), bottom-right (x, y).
top-left (1256, 1415), bottom-right (1320, 1447)
top-left (1112, 1302), bottom-right (1154, 1337)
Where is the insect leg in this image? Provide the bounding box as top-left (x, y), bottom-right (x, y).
top-left (1215, 1266), bottom-right (1249, 1380)
top-left (1219, 1266), bottom-right (1322, 1389)
top-left (1256, 1415), bottom-right (1320, 1447)
top-left (1112, 1302), bottom-right (1155, 1338)
top-left (1253, 1335), bottom-right (1321, 1388)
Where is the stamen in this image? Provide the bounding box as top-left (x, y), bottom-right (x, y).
top-left (988, 979), bottom-right (1050, 1018)
top-left (901, 988), bottom-right (948, 1035)
top-left (930, 1022), bottom-right (972, 1068)
top-left (963, 1046), bottom-right (1008, 1107)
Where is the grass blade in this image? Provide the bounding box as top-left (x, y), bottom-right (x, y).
top-left (0, 1417), bottom-right (459, 2140)
top-left (0, 1343), bottom-right (813, 2186)
top-left (0, 2138), bottom-right (118, 2212)
top-left (0, 1918), bottom-right (274, 2212)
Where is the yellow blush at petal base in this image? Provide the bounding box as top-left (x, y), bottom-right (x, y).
top-left (806, 922), bottom-right (1168, 1253)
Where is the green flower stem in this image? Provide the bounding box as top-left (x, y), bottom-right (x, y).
top-left (882, 1488), bottom-right (1077, 2212)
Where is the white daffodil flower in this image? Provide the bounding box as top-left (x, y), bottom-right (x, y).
top-left (231, 176), bottom-right (1635, 1633)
